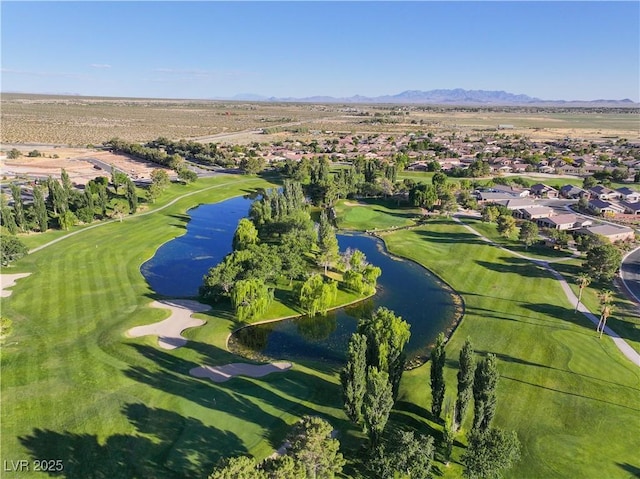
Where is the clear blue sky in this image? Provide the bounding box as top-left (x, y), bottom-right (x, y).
top-left (2, 1), bottom-right (639, 101)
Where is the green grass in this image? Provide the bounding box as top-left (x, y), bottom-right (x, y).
top-left (3, 180), bottom-right (639, 478)
top-left (382, 220), bottom-right (640, 479)
top-left (334, 198), bottom-right (421, 231)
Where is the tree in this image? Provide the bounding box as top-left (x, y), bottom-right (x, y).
top-left (455, 338), bottom-right (475, 429)
top-left (0, 196), bottom-right (18, 234)
top-left (518, 221), bottom-right (539, 248)
top-left (369, 429), bottom-right (435, 479)
top-left (111, 168), bottom-right (127, 193)
top-left (472, 354), bottom-right (499, 433)
top-left (596, 289), bottom-right (614, 338)
top-left (0, 235), bottom-right (28, 266)
top-left (150, 168), bottom-right (170, 189)
top-left (233, 218), bottom-right (259, 250)
top-left (432, 171), bottom-right (448, 190)
top-left (583, 244), bottom-right (622, 281)
top-left (262, 455), bottom-right (307, 479)
top-left (317, 211), bottom-right (339, 274)
top-left (496, 214), bottom-right (517, 239)
top-left (7, 148), bottom-right (21, 159)
top-left (341, 333), bottom-right (367, 424)
top-left (462, 428), bottom-right (521, 479)
top-left (362, 367), bottom-right (394, 448)
top-left (61, 168), bottom-right (73, 197)
top-left (10, 184), bottom-right (26, 231)
top-left (58, 209), bottom-right (78, 231)
top-left (33, 185), bottom-right (49, 232)
top-left (177, 168), bottom-right (198, 183)
top-left (111, 199), bottom-right (129, 222)
top-left (430, 332), bottom-right (447, 419)
top-left (582, 176), bottom-right (597, 189)
top-left (231, 278), bottom-right (273, 322)
top-left (287, 416), bottom-right (345, 479)
top-left (96, 183), bottom-right (108, 217)
top-left (239, 156), bottom-right (266, 174)
top-left (575, 273), bottom-right (591, 312)
top-left (299, 274), bottom-right (337, 317)
top-left (482, 206), bottom-right (499, 223)
top-left (208, 456), bottom-right (265, 479)
top-left (125, 179), bottom-right (138, 213)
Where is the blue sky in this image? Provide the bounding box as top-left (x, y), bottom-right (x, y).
top-left (2, 1), bottom-right (639, 101)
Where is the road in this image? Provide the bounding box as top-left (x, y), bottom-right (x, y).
top-left (620, 247), bottom-right (640, 304)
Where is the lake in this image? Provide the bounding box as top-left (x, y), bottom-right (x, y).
top-left (141, 195), bottom-right (459, 365)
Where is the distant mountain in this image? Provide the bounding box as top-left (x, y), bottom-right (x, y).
top-left (226, 89), bottom-right (637, 106)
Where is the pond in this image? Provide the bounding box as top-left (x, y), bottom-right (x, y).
top-left (141, 195), bottom-right (460, 365)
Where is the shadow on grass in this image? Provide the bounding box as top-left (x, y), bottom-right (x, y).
top-left (617, 462), bottom-right (640, 477)
top-left (475, 257), bottom-right (551, 279)
top-left (502, 375), bottom-right (640, 413)
top-left (413, 228), bottom-right (484, 245)
top-left (19, 404), bottom-right (246, 479)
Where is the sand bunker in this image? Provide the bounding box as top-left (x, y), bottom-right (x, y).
top-left (190, 361), bottom-right (292, 382)
top-left (0, 273), bottom-right (31, 297)
top-left (127, 299), bottom-right (211, 349)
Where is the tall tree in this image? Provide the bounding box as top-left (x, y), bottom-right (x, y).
top-left (462, 428), bottom-right (521, 479)
top-left (9, 184), bottom-right (26, 231)
top-left (472, 354), bottom-right (499, 433)
top-left (60, 168), bottom-right (73, 197)
top-left (430, 332), bottom-right (447, 419)
top-left (583, 244), bottom-right (622, 281)
top-left (369, 429), bottom-right (435, 479)
top-left (518, 221), bottom-right (539, 248)
top-left (362, 367), bottom-right (394, 448)
top-left (340, 333), bottom-right (367, 424)
top-left (575, 273), bottom-right (591, 312)
top-left (596, 289), bottom-right (614, 338)
top-left (455, 338), bottom-right (475, 428)
top-left (299, 274), bottom-right (337, 317)
top-left (287, 416), bottom-right (345, 479)
top-left (496, 214), bottom-right (517, 239)
top-left (208, 456), bottom-right (265, 479)
top-left (96, 183), bottom-right (108, 217)
top-left (125, 178), bottom-right (138, 213)
top-left (358, 307), bottom-right (410, 400)
top-left (317, 211), bottom-right (339, 274)
top-left (233, 218), bottom-right (259, 250)
top-left (231, 278), bottom-right (273, 322)
top-left (0, 196), bottom-right (19, 234)
top-left (33, 185), bottom-right (49, 232)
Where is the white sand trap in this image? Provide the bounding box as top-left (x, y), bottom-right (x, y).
top-left (190, 361), bottom-right (292, 383)
top-left (0, 273), bottom-right (31, 298)
top-left (127, 299), bottom-right (211, 349)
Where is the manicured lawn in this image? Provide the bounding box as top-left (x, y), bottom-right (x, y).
top-left (334, 198), bottom-right (421, 231)
top-left (3, 182), bottom-right (638, 479)
top-left (382, 220), bottom-right (640, 479)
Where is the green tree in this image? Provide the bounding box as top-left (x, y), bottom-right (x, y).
top-left (10, 184), bottom-right (26, 231)
top-left (111, 199), bottom-right (129, 222)
top-left (177, 168), bottom-right (198, 183)
top-left (472, 354), bottom-right (499, 433)
top-left (208, 456), bottom-right (265, 479)
top-left (150, 168), bottom-right (170, 189)
top-left (33, 185), bottom-right (49, 232)
top-left (239, 156), bottom-right (266, 174)
top-left (455, 338), bottom-right (475, 428)
top-left (518, 221), bottom-right (539, 248)
top-left (481, 205), bottom-right (499, 223)
top-left (359, 307), bottom-right (410, 400)
top-left (7, 148), bottom-right (21, 159)
top-left (0, 235), bottom-right (28, 266)
top-left (96, 183), bottom-right (108, 217)
top-left (317, 211), bottom-right (339, 274)
top-left (462, 428), bottom-right (521, 479)
top-left (58, 209), bottom-right (78, 231)
top-left (231, 278), bottom-right (273, 322)
top-left (125, 179), bottom-right (138, 213)
top-left (583, 244), bottom-right (622, 280)
top-left (233, 218), bottom-right (259, 250)
top-left (111, 168), bottom-right (127, 194)
top-left (61, 168), bottom-right (73, 197)
top-left (496, 214), bottom-right (517, 239)
top-left (369, 429), bottom-right (435, 479)
top-left (287, 416), bottom-right (345, 479)
top-left (0, 196), bottom-right (18, 234)
top-left (575, 273), bottom-right (591, 312)
top-left (363, 367), bottom-right (394, 448)
top-left (262, 455), bottom-right (307, 479)
top-left (299, 274), bottom-right (337, 317)
top-left (341, 333), bottom-right (367, 424)
top-left (430, 332), bottom-right (447, 419)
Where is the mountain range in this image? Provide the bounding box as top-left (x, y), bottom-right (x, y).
top-left (227, 89), bottom-right (637, 106)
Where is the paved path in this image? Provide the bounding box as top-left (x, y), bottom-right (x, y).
top-left (453, 216), bottom-right (640, 367)
top-left (619, 246), bottom-right (640, 306)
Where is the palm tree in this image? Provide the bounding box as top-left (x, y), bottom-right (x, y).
top-left (598, 303), bottom-right (613, 339)
top-left (596, 289), bottom-right (613, 337)
top-left (575, 273), bottom-right (592, 312)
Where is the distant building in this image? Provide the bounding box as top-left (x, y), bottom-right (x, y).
top-left (588, 199), bottom-right (625, 215)
top-left (581, 224), bottom-right (635, 243)
top-left (559, 184), bottom-right (589, 199)
top-left (537, 214), bottom-right (592, 230)
top-left (529, 183), bottom-right (559, 198)
top-left (514, 206), bottom-right (555, 220)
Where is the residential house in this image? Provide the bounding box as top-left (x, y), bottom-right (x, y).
top-left (581, 224), bottom-right (635, 243)
top-left (588, 199), bottom-right (625, 215)
top-left (559, 184), bottom-right (589, 199)
top-left (529, 183), bottom-right (559, 198)
top-left (616, 187), bottom-right (640, 203)
top-left (495, 198), bottom-right (539, 210)
top-left (589, 185), bottom-right (620, 201)
top-left (514, 206), bottom-right (555, 220)
top-left (537, 214), bottom-right (592, 230)
top-left (621, 201), bottom-right (640, 216)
